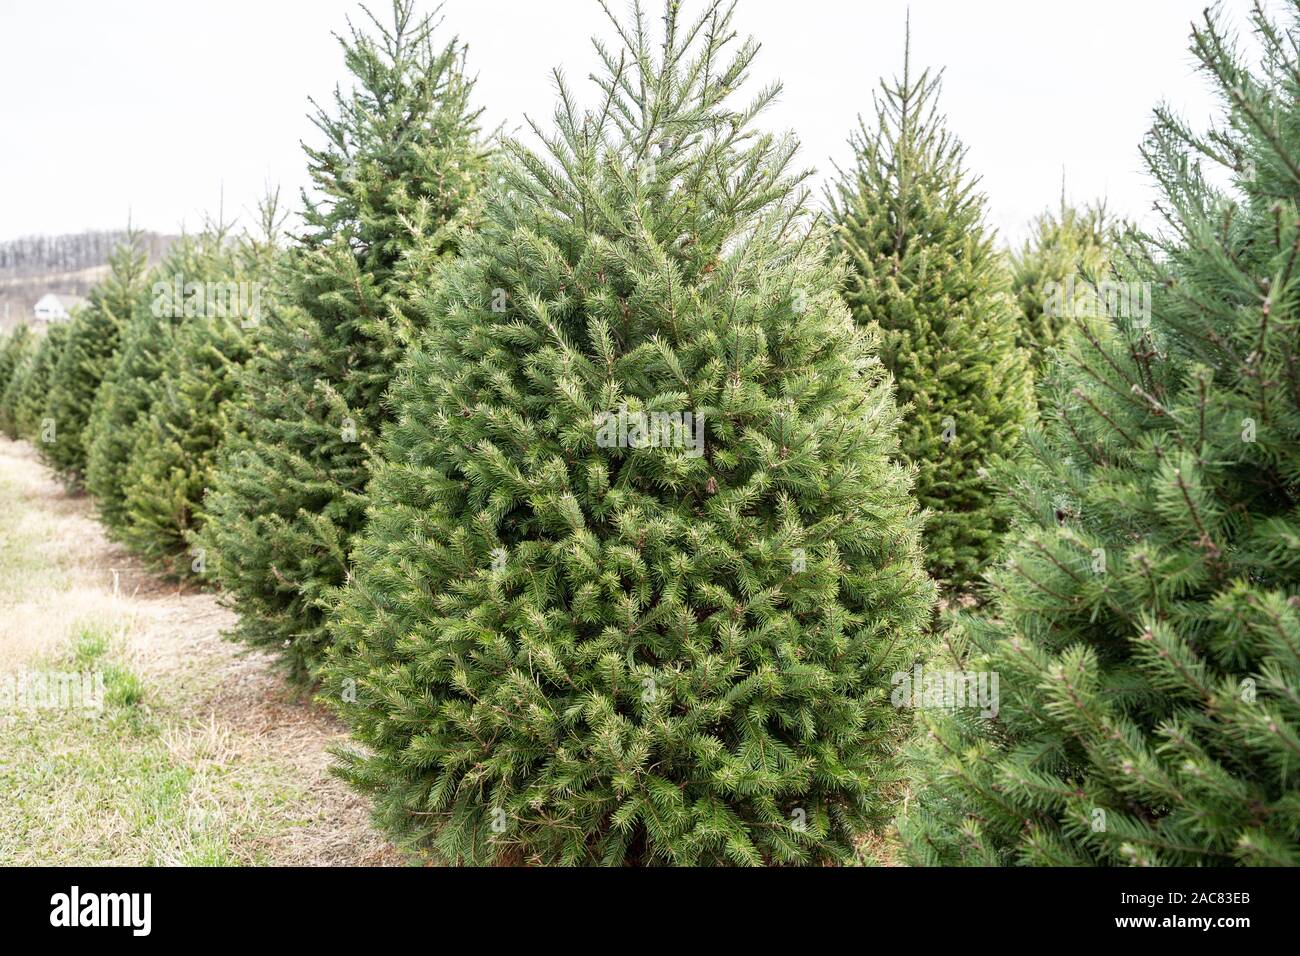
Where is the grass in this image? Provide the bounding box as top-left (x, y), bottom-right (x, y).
top-left (0, 437), bottom-right (398, 866)
top-left (0, 621), bottom-right (299, 865)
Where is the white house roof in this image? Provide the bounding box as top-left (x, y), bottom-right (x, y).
top-left (33, 293), bottom-right (89, 318)
top-left (43, 293), bottom-right (89, 310)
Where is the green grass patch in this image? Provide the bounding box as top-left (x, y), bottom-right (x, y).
top-left (0, 618), bottom-right (308, 865)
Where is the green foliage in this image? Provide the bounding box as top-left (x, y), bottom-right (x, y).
top-left (87, 230), bottom-right (237, 535)
top-left (1010, 198), bottom-right (1112, 369)
top-left (197, 0), bottom-right (489, 679)
top-left (0, 325), bottom-right (32, 395)
top-left (326, 0), bottom-right (934, 866)
top-left (827, 36), bottom-right (1032, 594)
top-left (0, 353), bottom-right (33, 440)
top-left (10, 324), bottom-right (70, 442)
top-left (900, 5), bottom-right (1300, 866)
top-left (43, 234), bottom-right (150, 481)
top-left (113, 210), bottom-right (281, 578)
top-left (0, 325), bottom-right (35, 438)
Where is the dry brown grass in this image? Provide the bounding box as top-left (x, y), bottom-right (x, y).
top-left (0, 436), bottom-right (401, 866)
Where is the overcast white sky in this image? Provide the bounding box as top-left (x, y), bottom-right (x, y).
top-left (0, 0), bottom-right (1267, 247)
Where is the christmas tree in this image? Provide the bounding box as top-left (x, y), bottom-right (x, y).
top-left (827, 31), bottom-right (1032, 595)
top-left (42, 232), bottom-right (150, 481)
top-left (196, 0), bottom-right (489, 679)
top-left (1010, 195), bottom-right (1112, 370)
top-left (10, 323), bottom-right (70, 442)
top-left (326, 0), bottom-right (934, 866)
top-left (114, 208), bottom-right (281, 577)
top-left (0, 343), bottom-right (33, 440)
top-left (899, 4), bottom-right (1300, 866)
top-left (0, 325), bottom-right (34, 437)
top-left (86, 228), bottom-right (237, 536)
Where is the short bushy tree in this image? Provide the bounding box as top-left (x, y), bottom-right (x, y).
top-left (43, 233), bottom-right (150, 481)
top-left (197, 0), bottom-right (489, 679)
top-left (899, 5), bottom-right (1300, 866)
top-left (827, 36), bottom-right (1033, 594)
top-left (327, 0), bottom-right (934, 866)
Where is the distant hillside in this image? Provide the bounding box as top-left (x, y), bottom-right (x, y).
top-left (0, 230), bottom-right (178, 331)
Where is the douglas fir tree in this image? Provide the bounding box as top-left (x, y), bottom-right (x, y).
top-left (1010, 196), bottom-right (1112, 370)
top-left (42, 233), bottom-right (150, 482)
top-left (196, 0), bottom-right (489, 678)
top-left (900, 5), bottom-right (1300, 866)
top-left (828, 34), bottom-right (1032, 595)
top-left (327, 0), bottom-right (934, 866)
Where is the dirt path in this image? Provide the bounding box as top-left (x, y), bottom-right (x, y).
top-left (0, 436), bottom-right (401, 865)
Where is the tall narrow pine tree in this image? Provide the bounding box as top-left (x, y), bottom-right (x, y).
top-left (828, 34), bottom-right (1032, 595)
top-left (196, 0), bottom-right (489, 679)
top-left (1010, 196), bottom-right (1112, 371)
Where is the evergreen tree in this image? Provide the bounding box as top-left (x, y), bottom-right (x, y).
top-left (197, 0), bottom-right (489, 679)
top-left (42, 233), bottom-right (150, 481)
top-left (1010, 196), bottom-right (1112, 370)
top-left (827, 33), bottom-right (1033, 595)
top-left (899, 5), bottom-right (1300, 866)
top-left (11, 324), bottom-right (70, 442)
top-left (114, 209), bottom-right (281, 577)
top-left (0, 342), bottom-right (35, 440)
top-left (0, 325), bottom-right (34, 435)
top-left (326, 0), bottom-right (934, 866)
top-left (88, 231), bottom-right (229, 534)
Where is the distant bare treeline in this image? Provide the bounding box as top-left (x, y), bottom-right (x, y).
top-left (0, 231), bottom-right (177, 279)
